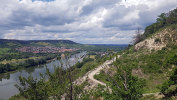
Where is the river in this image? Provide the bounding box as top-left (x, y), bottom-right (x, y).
top-left (0, 52), bottom-right (87, 100)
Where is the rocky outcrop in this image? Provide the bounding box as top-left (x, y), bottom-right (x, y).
top-left (135, 28), bottom-right (177, 51)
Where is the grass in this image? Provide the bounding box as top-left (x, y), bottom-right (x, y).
top-left (143, 73), bottom-right (168, 93)
top-left (94, 70), bottom-right (110, 85)
top-left (102, 37), bottom-right (177, 94)
top-left (73, 60), bottom-right (101, 80)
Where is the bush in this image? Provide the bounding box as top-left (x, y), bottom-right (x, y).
top-left (143, 8), bottom-right (177, 39)
top-left (160, 68), bottom-right (177, 98)
top-left (167, 54), bottom-right (177, 65)
top-left (75, 58), bottom-right (94, 68)
top-left (155, 38), bottom-right (161, 43)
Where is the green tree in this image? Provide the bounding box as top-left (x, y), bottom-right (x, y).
top-left (15, 74), bottom-right (49, 100)
top-left (108, 66), bottom-right (145, 100)
top-left (156, 13), bottom-right (167, 27)
top-left (45, 67), bottom-right (68, 99)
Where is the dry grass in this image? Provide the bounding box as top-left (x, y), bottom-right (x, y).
top-left (90, 55), bottom-right (96, 59)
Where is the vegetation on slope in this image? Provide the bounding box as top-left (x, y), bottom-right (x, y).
top-left (134, 7), bottom-right (177, 44)
top-left (87, 8), bottom-right (177, 100)
top-left (160, 68), bottom-right (177, 99)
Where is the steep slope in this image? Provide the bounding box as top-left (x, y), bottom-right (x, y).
top-left (88, 8), bottom-right (177, 100)
top-left (131, 26), bottom-right (176, 91)
top-left (135, 26), bottom-right (177, 51)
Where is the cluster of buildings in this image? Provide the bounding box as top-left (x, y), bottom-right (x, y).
top-left (16, 46), bottom-right (79, 53)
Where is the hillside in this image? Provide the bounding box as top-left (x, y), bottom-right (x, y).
top-left (0, 39), bottom-right (78, 48)
top-left (135, 26), bottom-right (177, 51)
top-left (75, 25), bottom-right (176, 99)
top-left (86, 8), bottom-right (177, 100)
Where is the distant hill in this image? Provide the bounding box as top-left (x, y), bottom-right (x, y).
top-left (0, 39), bottom-right (78, 48)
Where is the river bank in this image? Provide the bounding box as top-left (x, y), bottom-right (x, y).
top-left (0, 51), bottom-right (87, 100)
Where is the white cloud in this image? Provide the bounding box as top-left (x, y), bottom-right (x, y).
top-left (0, 0), bottom-right (177, 44)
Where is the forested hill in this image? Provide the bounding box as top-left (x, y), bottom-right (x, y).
top-left (0, 39), bottom-right (78, 47)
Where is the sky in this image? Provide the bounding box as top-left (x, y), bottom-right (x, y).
top-left (0, 0), bottom-right (177, 44)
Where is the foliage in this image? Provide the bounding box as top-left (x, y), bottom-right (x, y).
top-left (81, 7), bottom-right (177, 100)
top-left (14, 67), bottom-right (69, 100)
top-left (79, 85), bottom-right (110, 100)
top-left (108, 66), bottom-right (145, 100)
top-left (10, 53), bottom-right (106, 100)
top-left (73, 81), bottom-right (89, 100)
top-left (83, 44), bottom-right (128, 52)
top-left (167, 54), bottom-right (177, 65)
top-left (0, 55), bottom-right (56, 74)
top-left (46, 67), bottom-right (69, 99)
top-left (160, 68), bottom-right (177, 98)
top-left (139, 95), bottom-right (160, 100)
top-left (75, 58), bottom-right (94, 68)
top-left (82, 65), bottom-right (145, 100)
top-left (106, 36), bottom-right (176, 94)
top-left (0, 64), bottom-right (16, 73)
top-left (94, 70), bottom-right (110, 84)
top-left (155, 38), bottom-right (161, 43)
top-left (138, 7), bottom-right (177, 43)
top-left (15, 75), bottom-right (49, 100)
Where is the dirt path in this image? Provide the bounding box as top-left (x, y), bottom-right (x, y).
top-left (61, 56), bottom-right (118, 99)
top-left (62, 55), bottom-right (163, 99)
top-left (143, 92), bottom-right (164, 99)
top-left (87, 60), bottom-right (113, 86)
top-left (73, 55), bottom-right (119, 92)
top-left (143, 92), bottom-right (160, 96)
top-left (74, 56), bottom-right (117, 86)
top-left (88, 56), bottom-right (119, 86)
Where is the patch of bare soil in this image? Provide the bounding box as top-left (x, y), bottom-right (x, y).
top-left (132, 68), bottom-right (148, 78)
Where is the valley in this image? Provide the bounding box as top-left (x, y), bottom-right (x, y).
top-left (0, 2), bottom-right (177, 100)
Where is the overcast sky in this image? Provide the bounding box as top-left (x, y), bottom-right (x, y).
top-left (0, 0), bottom-right (177, 44)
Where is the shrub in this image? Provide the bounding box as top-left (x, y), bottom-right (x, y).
top-left (155, 38), bottom-right (161, 43)
top-left (160, 68), bottom-right (177, 98)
